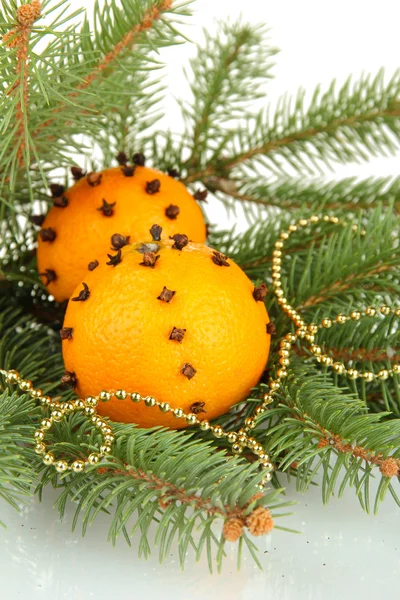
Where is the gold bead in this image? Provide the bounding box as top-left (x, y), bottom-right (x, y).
top-left (41, 418), bottom-right (52, 429)
top-left (88, 453), bottom-right (100, 465)
top-left (19, 379), bottom-right (32, 392)
top-left (321, 318), bottom-right (332, 328)
top-left (30, 388), bottom-right (42, 399)
top-left (100, 444), bottom-right (112, 455)
top-left (262, 393), bottom-right (273, 404)
top-left (159, 402), bottom-right (171, 412)
top-left (280, 340), bottom-right (291, 350)
top-left (285, 333), bottom-right (297, 343)
top-left (258, 453), bottom-right (270, 461)
top-left (298, 218), bottom-right (308, 227)
top-left (350, 311), bottom-right (361, 321)
top-left (262, 471), bottom-right (273, 483)
top-left (288, 224), bottom-right (298, 232)
top-left (74, 399), bottom-right (85, 409)
top-left (393, 365), bottom-right (400, 374)
top-left (232, 443), bottom-right (243, 454)
top-left (52, 409), bottom-right (64, 422)
top-left (308, 323), bottom-right (318, 334)
top-left (84, 406), bottom-right (95, 416)
top-left (55, 460), bottom-right (69, 473)
top-left (63, 401), bottom-right (76, 414)
top-left (277, 368), bottom-right (288, 378)
top-left (323, 215), bottom-right (330, 222)
top-left (272, 250), bottom-right (282, 258)
top-left (275, 240), bottom-right (284, 249)
top-left (275, 288), bottom-right (284, 297)
top-left (310, 215), bottom-right (319, 223)
top-left (173, 408), bottom-right (184, 419)
top-left (34, 442), bottom-right (46, 454)
top-left (260, 460), bottom-right (274, 470)
top-left (297, 327), bottom-right (307, 338)
top-left (185, 413), bottom-right (198, 425)
top-left (99, 390), bottom-right (112, 402)
top-left (71, 460), bottom-right (85, 473)
top-left (280, 349), bottom-right (290, 358)
top-left (5, 370), bottom-right (19, 383)
top-left (104, 434), bottom-right (115, 444)
top-left (255, 406), bottom-right (265, 416)
top-left (333, 362), bottom-right (345, 374)
top-left (329, 216), bottom-right (339, 224)
top-left (378, 369), bottom-right (389, 380)
top-left (91, 415), bottom-right (101, 425)
top-left (237, 433), bottom-right (248, 445)
top-left (130, 392), bottom-right (141, 402)
top-left (347, 369), bottom-right (359, 379)
top-left (246, 437), bottom-right (258, 448)
top-left (43, 452), bottom-right (55, 466)
top-left (115, 390), bottom-right (127, 400)
top-left (380, 305), bottom-right (390, 316)
top-left (253, 444), bottom-right (265, 456)
top-left (351, 224), bottom-right (359, 232)
top-left (212, 425), bottom-right (224, 438)
top-left (272, 264), bottom-right (281, 272)
top-left (85, 396), bottom-right (99, 407)
top-left (40, 395), bottom-right (52, 407)
top-left (310, 344), bottom-right (322, 356)
top-left (144, 396), bottom-right (156, 407)
top-left (395, 308), bottom-right (400, 317)
top-left (336, 314), bottom-right (347, 324)
top-left (245, 417), bottom-right (256, 429)
top-left (269, 381), bottom-right (280, 391)
top-left (280, 232), bottom-right (289, 240)
top-left (279, 357), bottom-right (290, 367)
top-left (305, 333), bottom-right (315, 343)
top-left (365, 306), bottom-right (376, 317)
top-left (101, 426), bottom-right (112, 435)
top-left (227, 432), bottom-right (238, 444)
top-left (320, 355), bottom-right (333, 366)
top-left (199, 420), bottom-right (210, 431)
top-left (34, 429), bottom-right (45, 441)
top-left (362, 372), bottom-right (374, 382)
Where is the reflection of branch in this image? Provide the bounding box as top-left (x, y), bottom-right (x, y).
top-left (4, 1), bottom-right (42, 166)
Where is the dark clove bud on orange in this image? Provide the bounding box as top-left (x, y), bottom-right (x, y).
top-left (122, 165), bottom-right (136, 177)
top-left (211, 251), bottom-right (229, 267)
top-left (165, 204), bottom-right (180, 220)
top-left (146, 179), bottom-right (161, 194)
top-left (111, 233), bottom-right (130, 250)
top-left (190, 401), bottom-right (206, 414)
top-left (39, 268), bottom-right (57, 286)
top-left (266, 322), bottom-right (277, 335)
top-left (150, 224), bottom-right (162, 241)
top-left (88, 260), bottom-right (99, 271)
top-left (71, 166), bottom-right (85, 180)
top-left (169, 327), bottom-right (186, 343)
top-left (170, 233), bottom-right (189, 250)
top-left (72, 282), bottom-right (90, 302)
top-left (31, 214), bottom-right (45, 227)
top-left (157, 286), bottom-right (175, 303)
top-left (116, 151), bottom-right (128, 165)
top-left (181, 363), bottom-right (197, 380)
top-left (139, 252), bottom-right (159, 268)
top-left (39, 228), bottom-right (56, 242)
top-left (253, 284), bottom-right (268, 302)
top-left (50, 183), bottom-right (65, 197)
top-left (60, 327), bottom-right (73, 340)
top-left (167, 167), bottom-right (180, 179)
top-left (133, 152), bottom-right (145, 166)
top-left (61, 370), bottom-right (77, 387)
top-left (97, 199), bottom-right (116, 216)
top-left (53, 195), bottom-right (69, 208)
top-left (87, 172), bottom-right (102, 187)
top-left (106, 249), bottom-right (122, 266)
top-left (193, 189), bottom-right (208, 202)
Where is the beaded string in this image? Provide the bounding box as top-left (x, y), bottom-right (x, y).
top-left (1, 214), bottom-right (399, 487)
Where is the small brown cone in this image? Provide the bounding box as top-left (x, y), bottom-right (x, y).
top-left (245, 506), bottom-right (274, 536)
top-left (223, 517), bottom-right (244, 542)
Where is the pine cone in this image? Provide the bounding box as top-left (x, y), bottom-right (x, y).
top-left (222, 517), bottom-right (244, 542)
top-left (245, 506), bottom-right (274, 536)
top-left (379, 457), bottom-right (399, 478)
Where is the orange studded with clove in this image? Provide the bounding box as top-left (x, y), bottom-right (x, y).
top-left (37, 163), bottom-right (207, 301)
top-left (62, 238), bottom-right (272, 429)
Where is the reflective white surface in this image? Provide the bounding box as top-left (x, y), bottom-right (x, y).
top-left (1, 475), bottom-right (399, 599)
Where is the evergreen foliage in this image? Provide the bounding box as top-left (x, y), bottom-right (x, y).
top-left (0, 0), bottom-right (399, 570)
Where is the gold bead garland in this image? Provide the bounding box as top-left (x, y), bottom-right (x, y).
top-left (1, 213), bottom-right (399, 489)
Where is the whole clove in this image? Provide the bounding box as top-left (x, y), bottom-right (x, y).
top-left (157, 286), bottom-right (175, 303)
top-left (150, 224), bottom-right (162, 241)
top-left (72, 282), bottom-right (90, 302)
top-left (165, 204), bottom-right (180, 220)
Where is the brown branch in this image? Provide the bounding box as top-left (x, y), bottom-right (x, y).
top-left (183, 105), bottom-right (400, 184)
top-left (299, 264), bottom-right (394, 309)
top-left (3, 1), bottom-right (42, 167)
top-left (97, 464), bottom-right (274, 539)
top-left (31, 0), bottom-right (173, 139)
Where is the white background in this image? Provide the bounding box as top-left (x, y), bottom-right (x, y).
top-left (2, 1), bottom-right (400, 598)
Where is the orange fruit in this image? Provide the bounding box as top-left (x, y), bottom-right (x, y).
top-left (61, 233), bottom-right (271, 429)
top-left (36, 162), bottom-right (206, 302)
